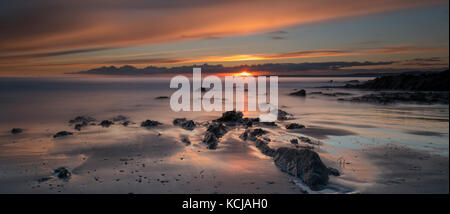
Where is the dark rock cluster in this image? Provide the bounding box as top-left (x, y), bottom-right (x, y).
top-left (140, 120), bottom-right (162, 128)
top-left (173, 118), bottom-right (196, 130)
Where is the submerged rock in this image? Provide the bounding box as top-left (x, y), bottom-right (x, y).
top-left (140, 120), bottom-right (162, 128)
top-left (290, 89), bottom-right (306, 96)
top-left (173, 118), bottom-right (196, 130)
top-left (53, 131), bottom-right (73, 138)
top-left (286, 123), bottom-right (305, 129)
top-left (273, 147), bottom-right (329, 190)
top-left (11, 128), bottom-right (23, 134)
top-left (54, 167), bottom-right (71, 180)
top-left (100, 120), bottom-right (114, 127)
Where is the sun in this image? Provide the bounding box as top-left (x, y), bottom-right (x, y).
top-left (235, 71), bottom-right (252, 77)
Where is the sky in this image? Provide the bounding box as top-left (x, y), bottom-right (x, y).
top-left (0, 0), bottom-right (448, 77)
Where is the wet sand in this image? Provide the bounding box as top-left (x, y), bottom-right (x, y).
top-left (0, 77), bottom-right (448, 194)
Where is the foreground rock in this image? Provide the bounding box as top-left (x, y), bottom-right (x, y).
top-left (254, 139), bottom-right (275, 157)
top-left (53, 131), bottom-right (73, 138)
top-left (290, 89), bottom-right (306, 96)
top-left (54, 167), bottom-right (71, 180)
top-left (141, 120), bottom-right (162, 128)
top-left (173, 118), bottom-right (196, 130)
top-left (240, 128), bottom-right (267, 141)
top-left (347, 70), bottom-right (449, 91)
top-left (11, 128), bottom-right (23, 134)
top-left (202, 123), bottom-right (228, 149)
top-left (273, 147), bottom-right (329, 190)
top-left (338, 92), bottom-right (449, 105)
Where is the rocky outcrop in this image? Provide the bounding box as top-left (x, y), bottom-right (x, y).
top-left (141, 120), bottom-right (162, 128)
top-left (290, 89), bottom-right (306, 96)
top-left (277, 109), bottom-right (293, 120)
top-left (347, 70), bottom-right (449, 91)
top-left (338, 92), bottom-right (449, 105)
top-left (54, 167), bottom-right (71, 180)
top-left (100, 120), bottom-right (114, 127)
top-left (202, 123), bottom-right (228, 149)
top-left (216, 110), bottom-right (243, 122)
top-left (273, 147), bottom-right (329, 190)
top-left (11, 128), bottom-right (23, 134)
top-left (286, 123), bottom-right (305, 129)
top-left (240, 128), bottom-right (267, 141)
top-left (254, 139), bottom-right (275, 157)
top-left (53, 131), bottom-right (73, 138)
top-left (69, 116), bottom-right (96, 131)
top-left (173, 118), bottom-right (196, 130)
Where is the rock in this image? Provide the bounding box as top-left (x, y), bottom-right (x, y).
top-left (122, 121), bottom-right (130, 126)
top-left (240, 128), bottom-right (267, 141)
top-left (254, 139), bottom-right (275, 157)
top-left (273, 147), bottom-right (329, 190)
top-left (260, 122), bottom-right (277, 126)
top-left (290, 89), bottom-right (306, 96)
top-left (74, 124), bottom-right (83, 131)
top-left (69, 116), bottom-right (96, 124)
top-left (216, 111), bottom-right (243, 122)
top-left (112, 115), bottom-right (127, 122)
top-left (328, 167), bottom-right (340, 176)
top-left (173, 118), bottom-right (196, 130)
top-left (100, 120), bottom-right (114, 127)
top-left (347, 70), bottom-right (449, 91)
top-left (140, 120), bottom-right (162, 128)
top-left (202, 123), bottom-right (228, 149)
top-left (298, 136), bottom-right (318, 145)
top-left (290, 139), bottom-right (298, 144)
top-left (181, 136), bottom-right (191, 146)
top-left (155, 96), bottom-right (169, 99)
top-left (277, 109), bottom-right (293, 120)
top-left (206, 123), bottom-right (227, 138)
top-left (53, 131), bottom-right (73, 138)
top-left (339, 92), bottom-right (449, 105)
top-left (11, 128), bottom-right (23, 134)
top-left (54, 167), bottom-right (71, 180)
top-left (286, 123), bottom-right (305, 129)
top-left (203, 132), bottom-right (218, 149)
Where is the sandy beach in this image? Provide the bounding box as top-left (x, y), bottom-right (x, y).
top-left (0, 77), bottom-right (447, 194)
